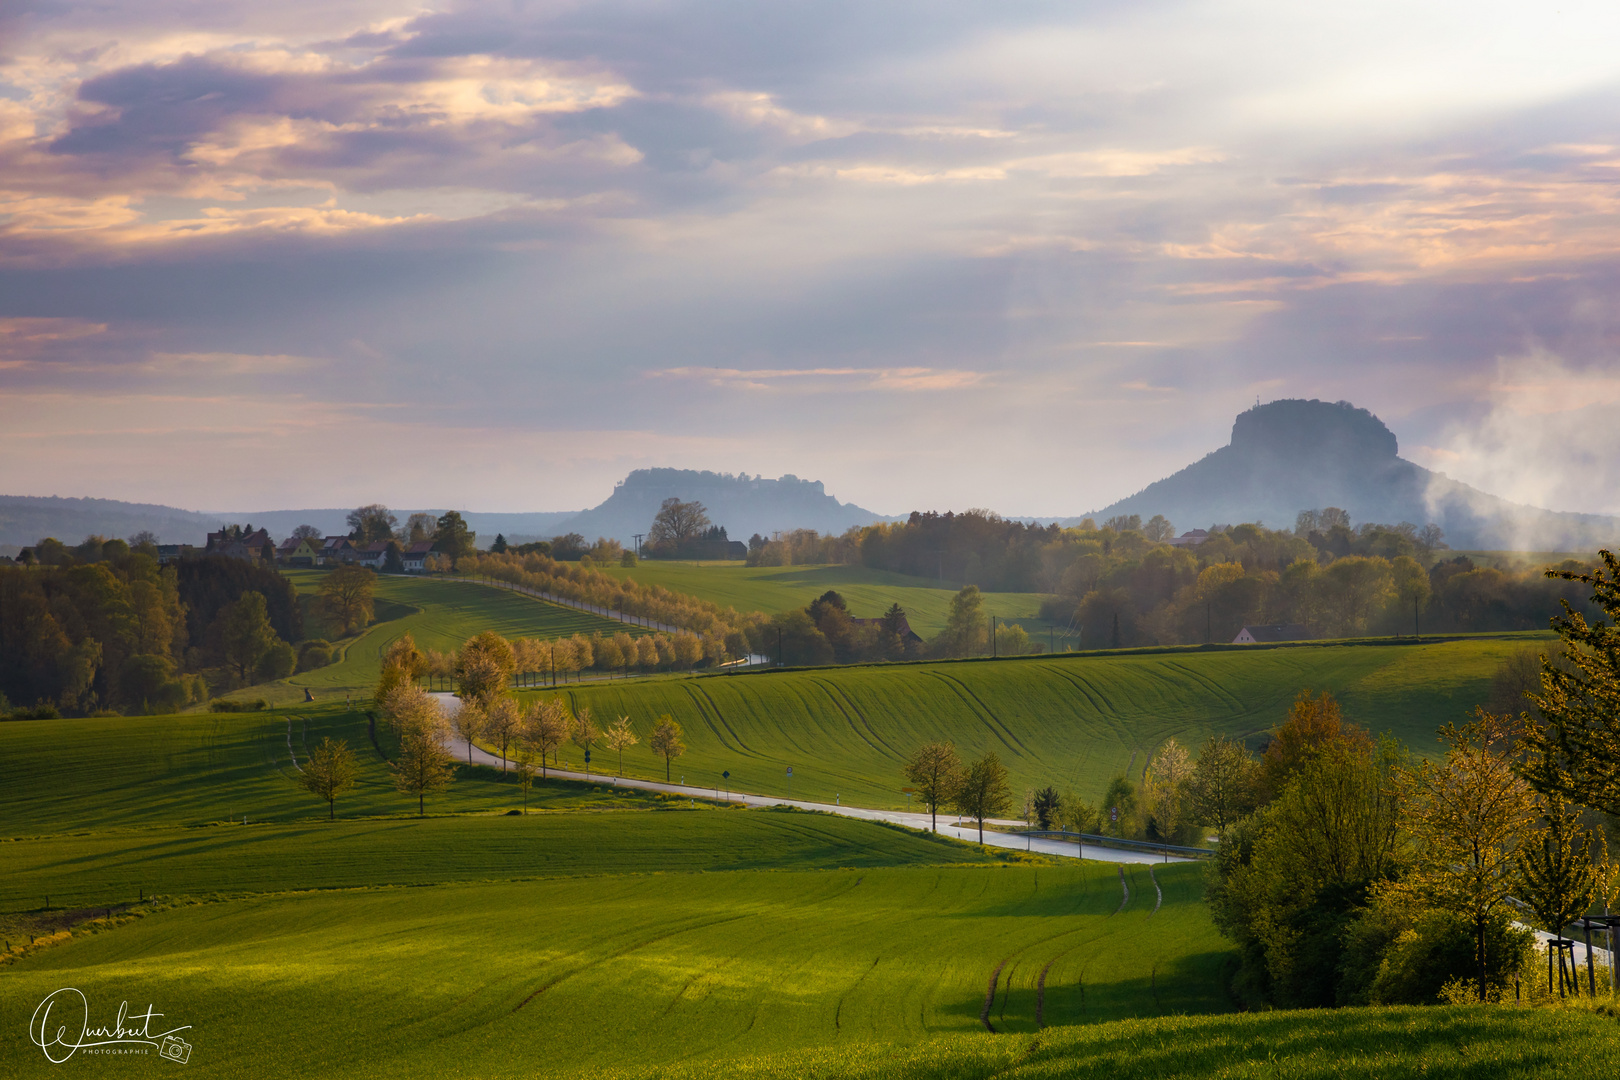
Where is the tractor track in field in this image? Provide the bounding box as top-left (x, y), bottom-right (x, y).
top-left (1148, 865), bottom-right (1162, 919)
top-left (692, 684), bottom-right (765, 758)
top-left (811, 678), bottom-right (888, 758)
top-left (1164, 660), bottom-right (1246, 712)
top-left (934, 673), bottom-right (1032, 755)
top-left (1115, 867), bottom-right (1129, 914)
top-left (922, 672), bottom-right (1021, 755)
top-left (680, 684), bottom-right (758, 758)
top-left (511, 911), bottom-right (754, 1014)
top-left (980, 959), bottom-right (1008, 1032)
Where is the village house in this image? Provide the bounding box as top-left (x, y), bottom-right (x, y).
top-left (319, 536), bottom-right (356, 565)
top-left (277, 536), bottom-right (320, 567)
top-left (1232, 624), bottom-right (1312, 644)
top-left (205, 526), bottom-right (273, 561)
top-left (1167, 529), bottom-right (1210, 548)
top-left (400, 541), bottom-right (435, 573)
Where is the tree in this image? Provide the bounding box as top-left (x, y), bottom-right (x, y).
top-left (1392, 555), bottom-right (1431, 637)
top-left (571, 706), bottom-right (602, 776)
top-left (524, 698), bottom-right (571, 778)
top-left (291, 524), bottom-right (322, 542)
top-left (299, 737), bottom-right (358, 821)
top-left (1101, 774), bottom-right (1139, 837)
top-left (382, 541), bottom-right (405, 574)
top-left (483, 695), bottom-right (522, 772)
top-left (1143, 738), bottom-right (1196, 843)
top-left (953, 752), bottom-right (1013, 844)
top-left (1257, 690), bottom-right (1371, 802)
top-left (449, 697), bottom-right (485, 765)
top-left (319, 564), bottom-right (375, 636)
top-left (456, 631), bottom-right (515, 704)
top-left (1144, 515), bottom-right (1176, 543)
top-left (1394, 711), bottom-right (1533, 1002)
top-left (1188, 734), bottom-right (1259, 838)
top-left (650, 714), bottom-right (685, 781)
top-left (933, 585), bottom-right (988, 658)
top-left (222, 591), bottom-right (278, 684)
top-left (402, 513), bottom-right (437, 543)
top-left (432, 511), bottom-right (477, 567)
top-left (1523, 550), bottom-right (1620, 817)
top-left (648, 498), bottom-right (711, 550)
top-left (347, 504), bottom-right (397, 544)
top-left (514, 744), bottom-right (539, 814)
top-left (491, 533), bottom-right (509, 555)
top-left (1032, 786), bottom-right (1062, 830)
top-left (604, 716), bottom-right (639, 776)
top-left (255, 640), bottom-right (297, 682)
top-left (903, 741), bottom-right (962, 832)
top-left (1517, 786), bottom-right (1606, 989)
top-left (387, 685), bottom-right (455, 816)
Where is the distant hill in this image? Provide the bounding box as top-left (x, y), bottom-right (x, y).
top-left (552, 469), bottom-right (894, 545)
top-left (0, 496), bottom-right (581, 548)
top-left (1081, 398), bottom-right (1620, 550)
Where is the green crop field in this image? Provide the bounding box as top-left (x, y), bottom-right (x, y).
top-left (251, 571), bottom-right (643, 706)
top-left (540, 635), bottom-right (1550, 809)
top-left (2, 860), bottom-right (1228, 1079)
top-left (603, 560), bottom-right (1058, 638)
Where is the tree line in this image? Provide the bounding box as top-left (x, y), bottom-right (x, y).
top-left (301, 631), bottom-right (692, 818)
top-left (981, 554), bottom-right (1620, 1008)
top-left (726, 509), bottom-right (1607, 645)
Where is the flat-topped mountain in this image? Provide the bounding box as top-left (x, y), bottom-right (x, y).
top-left (1087, 398), bottom-right (1619, 550)
top-left (553, 469), bottom-right (892, 545)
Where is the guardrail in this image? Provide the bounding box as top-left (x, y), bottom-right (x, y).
top-left (1013, 830), bottom-right (1216, 858)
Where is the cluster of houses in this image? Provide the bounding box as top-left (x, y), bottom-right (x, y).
top-left (152, 528), bottom-right (439, 572)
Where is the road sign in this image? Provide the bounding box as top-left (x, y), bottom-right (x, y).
top-left (1110, 806), bottom-right (1118, 823)
top-left (584, 750), bottom-right (591, 763)
top-left (786, 766), bottom-right (793, 776)
top-left (723, 770), bottom-right (730, 779)
top-left (901, 787), bottom-right (915, 794)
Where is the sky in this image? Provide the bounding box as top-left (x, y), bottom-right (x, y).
top-left (6, 1), bottom-right (1620, 517)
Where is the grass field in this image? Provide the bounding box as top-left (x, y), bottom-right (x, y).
top-left (602, 560), bottom-right (1059, 638)
top-left (248, 571), bottom-right (644, 705)
top-left (532, 635), bottom-right (1549, 808)
top-left (2, 859), bottom-right (1227, 1079)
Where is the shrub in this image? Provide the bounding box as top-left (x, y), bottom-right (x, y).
top-left (209, 698), bottom-right (269, 713)
top-left (255, 641), bottom-right (298, 682)
top-left (297, 640), bottom-right (333, 672)
top-left (1369, 908), bottom-right (1533, 1005)
top-left (2, 703), bottom-right (62, 721)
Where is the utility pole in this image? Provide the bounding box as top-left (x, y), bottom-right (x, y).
top-left (778, 628), bottom-right (784, 668)
top-left (991, 616), bottom-right (997, 658)
top-left (633, 534), bottom-right (644, 557)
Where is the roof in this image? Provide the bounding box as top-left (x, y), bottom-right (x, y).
top-left (1234, 624), bottom-right (1312, 644)
top-left (404, 541), bottom-right (435, 554)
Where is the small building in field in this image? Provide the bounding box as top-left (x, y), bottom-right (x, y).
top-left (849, 613), bottom-right (926, 648)
top-left (1233, 624), bottom-right (1312, 645)
top-left (1167, 529), bottom-right (1210, 548)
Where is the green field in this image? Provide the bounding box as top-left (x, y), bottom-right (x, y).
top-left (533, 635), bottom-right (1548, 808)
top-left (255, 571), bottom-right (643, 706)
top-left (604, 560), bottom-right (1058, 638)
top-left (2, 859), bottom-right (1226, 1079)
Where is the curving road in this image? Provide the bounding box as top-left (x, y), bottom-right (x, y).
top-left (428, 694), bottom-right (1190, 865)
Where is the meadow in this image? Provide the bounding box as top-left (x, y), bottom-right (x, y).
top-left (534, 635), bottom-right (1547, 808)
top-left (262, 571), bottom-right (643, 705)
top-left (601, 560), bottom-right (1060, 638)
top-left (2, 860), bottom-right (1226, 1079)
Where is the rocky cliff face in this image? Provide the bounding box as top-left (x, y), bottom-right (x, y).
top-left (1087, 399), bottom-right (1619, 550)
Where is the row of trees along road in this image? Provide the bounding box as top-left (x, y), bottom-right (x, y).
top-left (1200, 554), bottom-right (1620, 1008)
top-left (302, 632), bottom-right (695, 819)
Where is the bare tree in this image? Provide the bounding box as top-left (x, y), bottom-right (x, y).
top-left (483, 695), bottom-right (522, 772)
top-left (524, 698), bottom-right (570, 779)
top-left (347, 504), bottom-right (397, 544)
top-left (387, 685), bottom-right (455, 816)
top-left (449, 697), bottom-right (485, 765)
top-left (291, 524), bottom-right (322, 542)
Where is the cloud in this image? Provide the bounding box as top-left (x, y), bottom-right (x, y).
top-left (650, 365), bottom-right (988, 392)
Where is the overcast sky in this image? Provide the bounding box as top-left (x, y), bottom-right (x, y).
top-left (6, 1), bottom-right (1620, 517)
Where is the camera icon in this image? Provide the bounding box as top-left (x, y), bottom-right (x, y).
top-left (158, 1035), bottom-right (191, 1064)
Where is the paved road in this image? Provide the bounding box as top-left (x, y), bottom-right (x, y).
top-left (429, 695), bottom-right (1189, 865)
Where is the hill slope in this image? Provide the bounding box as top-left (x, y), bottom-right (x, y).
top-left (555, 468), bottom-right (894, 545)
top-left (1086, 399), bottom-right (1620, 550)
